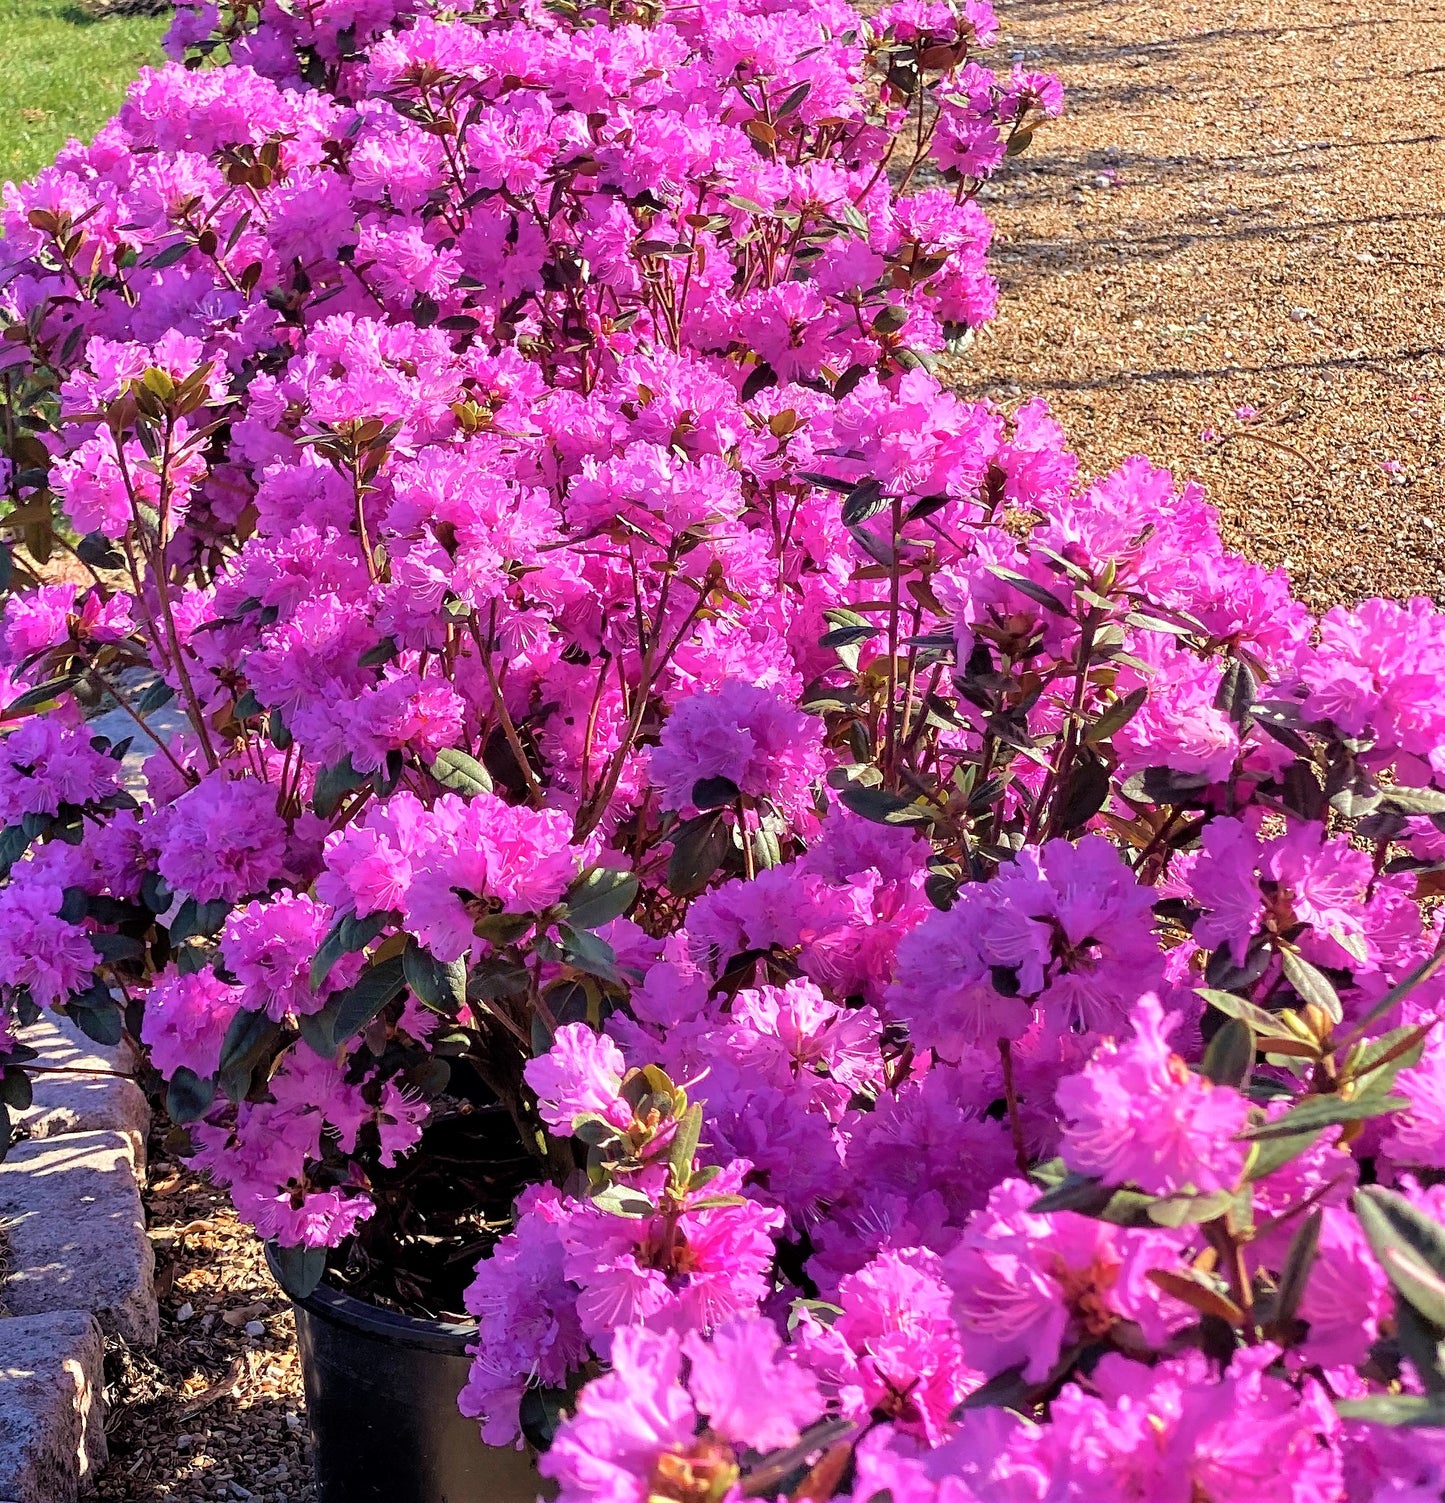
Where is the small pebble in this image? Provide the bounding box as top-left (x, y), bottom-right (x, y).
top-left (175, 1301), bottom-right (195, 1322)
top-left (1288, 306), bottom-right (1312, 321)
top-left (244, 1320), bottom-right (267, 1338)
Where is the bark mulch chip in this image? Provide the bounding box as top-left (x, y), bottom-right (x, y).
top-left (93, 1142), bottom-right (315, 1503)
top-left (955, 0), bottom-right (1445, 611)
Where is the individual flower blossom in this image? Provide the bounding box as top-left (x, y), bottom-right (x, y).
top-left (888, 837), bottom-right (1162, 1058)
top-left (150, 775), bottom-right (289, 906)
top-left (558, 1161), bottom-right (782, 1341)
top-left (220, 892), bottom-right (337, 1021)
top-left (0, 880), bottom-right (97, 1007)
top-left (651, 680), bottom-right (825, 822)
top-left (1055, 993), bottom-right (1249, 1195)
top-left (793, 1248), bottom-right (978, 1443)
top-left (944, 1178), bottom-right (1183, 1381)
top-left (461, 1186), bottom-right (590, 1447)
top-left (524, 1023), bottom-right (633, 1135)
top-left (537, 1325), bottom-right (713, 1503)
top-left (140, 967), bottom-right (242, 1079)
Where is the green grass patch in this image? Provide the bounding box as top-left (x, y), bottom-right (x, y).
top-left (0, 0), bottom-right (165, 186)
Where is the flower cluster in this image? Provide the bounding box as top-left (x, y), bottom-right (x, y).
top-left (4, 0), bottom-right (1445, 1496)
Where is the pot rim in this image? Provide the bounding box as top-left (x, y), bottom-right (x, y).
top-left (264, 1243), bottom-right (478, 1355)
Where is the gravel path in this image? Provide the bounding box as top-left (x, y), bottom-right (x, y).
top-left (954, 0), bottom-right (1445, 610)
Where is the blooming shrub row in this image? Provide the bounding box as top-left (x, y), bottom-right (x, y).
top-left (4, 0), bottom-right (1445, 1498)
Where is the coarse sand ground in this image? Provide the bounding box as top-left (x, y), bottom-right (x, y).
top-left (952, 0), bottom-right (1445, 611)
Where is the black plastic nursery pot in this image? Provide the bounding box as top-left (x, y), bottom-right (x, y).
top-left (266, 1245), bottom-right (540, 1503)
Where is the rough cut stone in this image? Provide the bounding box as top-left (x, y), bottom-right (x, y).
top-left (0, 1310), bottom-right (107, 1503)
top-left (18, 1070), bottom-right (151, 1165)
top-left (0, 1131), bottom-right (157, 1347)
top-left (17, 1012), bottom-right (137, 1079)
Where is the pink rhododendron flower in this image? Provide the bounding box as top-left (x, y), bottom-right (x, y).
top-left (1056, 994), bottom-right (1249, 1195)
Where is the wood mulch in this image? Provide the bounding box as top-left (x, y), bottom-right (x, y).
top-left (955, 0), bottom-right (1445, 611)
top-left (93, 1135), bottom-right (315, 1503)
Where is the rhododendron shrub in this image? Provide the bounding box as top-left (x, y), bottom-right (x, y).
top-left (6, 0), bottom-right (1445, 1497)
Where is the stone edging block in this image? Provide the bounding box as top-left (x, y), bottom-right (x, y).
top-left (0, 1130), bottom-right (158, 1348)
top-left (0, 1310), bottom-right (108, 1503)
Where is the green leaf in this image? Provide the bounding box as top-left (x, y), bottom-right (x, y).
top-left (402, 941), bottom-right (467, 1012)
top-left (518, 1385), bottom-right (572, 1452)
top-left (668, 1102), bottom-right (704, 1190)
top-left (268, 1240), bottom-right (328, 1301)
top-left (1381, 787), bottom-right (1445, 816)
top-left (1279, 948), bottom-right (1343, 1023)
top-left (667, 811), bottom-right (731, 897)
top-left (312, 755), bottom-right (367, 819)
top-left (217, 1009), bottom-right (280, 1102)
top-left (1086, 686), bottom-right (1148, 745)
top-left (1028, 1169), bottom-right (1157, 1227)
top-left (331, 956), bottom-right (406, 1046)
top-left (1197, 988), bottom-right (1311, 1045)
top-left (0, 824), bottom-right (31, 878)
top-left (0, 1066), bottom-right (33, 1112)
top-left (137, 678), bottom-right (176, 715)
top-left (1356, 1186), bottom-right (1445, 1329)
top-left (1335, 1394), bottom-right (1445, 1427)
top-left (1244, 1091), bottom-right (1406, 1141)
top-left (297, 1000), bottom-right (343, 1060)
top-left (310, 909), bottom-right (390, 990)
top-left (166, 1066), bottom-right (216, 1123)
top-left (67, 996), bottom-right (123, 1046)
top-left (1201, 1017), bottom-right (1254, 1091)
top-left (1274, 1207), bottom-right (1322, 1329)
top-left (1213, 657), bottom-right (1256, 727)
top-left (838, 784), bottom-right (935, 826)
top-left (984, 564), bottom-right (1069, 616)
top-left (170, 897), bottom-right (232, 945)
top-left (590, 1184), bottom-right (655, 1217)
top-left (1055, 753), bottom-right (1110, 830)
top-left (1146, 1189), bottom-right (1238, 1227)
top-left (840, 477), bottom-right (888, 527)
top-left (564, 867), bottom-right (640, 930)
top-left (1246, 1126), bottom-right (1325, 1182)
top-left (430, 748), bottom-right (493, 797)
top-left (559, 924), bottom-right (625, 985)
top-left (1345, 1024), bottom-right (1431, 1096)
top-left (691, 775), bottom-right (741, 810)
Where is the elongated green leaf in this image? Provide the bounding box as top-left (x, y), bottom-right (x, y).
top-left (166, 1066), bottom-right (217, 1123)
top-left (1244, 1090), bottom-right (1406, 1142)
top-left (839, 784), bottom-right (935, 826)
top-left (1356, 1186), bottom-right (1445, 1329)
top-left (217, 1009), bottom-right (280, 1102)
top-left (1201, 1017), bottom-right (1254, 1090)
top-left (268, 1240), bottom-right (327, 1301)
top-left (430, 748), bottom-right (493, 797)
top-left (564, 867), bottom-right (639, 930)
top-left (402, 940), bottom-right (467, 1012)
top-left (1274, 1207), bottom-right (1322, 1329)
top-left (1335, 1394), bottom-right (1445, 1427)
top-left (1279, 948), bottom-right (1343, 1023)
top-left (310, 909), bottom-right (390, 990)
top-left (331, 956), bottom-right (406, 1046)
top-left (1198, 988), bottom-right (1311, 1044)
top-left (312, 754), bottom-right (367, 818)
